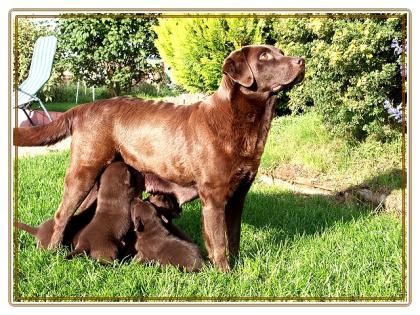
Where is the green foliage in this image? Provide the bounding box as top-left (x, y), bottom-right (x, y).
top-left (154, 18), bottom-right (271, 92)
top-left (271, 17), bottom-right (404, 141)
top-left (43, 83), bottom-right (111, 104)
top-left (58, 16), bottom-right (159, 96)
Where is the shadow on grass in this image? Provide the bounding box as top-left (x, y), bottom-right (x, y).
top-left (244, 189), bottom-right (370, 243)
top-left (344, 167), bottom-right (403, 194)
top-left (173, 185), bottom-right (372, 257)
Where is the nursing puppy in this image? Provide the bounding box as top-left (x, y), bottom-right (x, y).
top-left (130, 198), bottom-right (203, 272)
top-left (148, 193), bottom-right (193, 243)
top-left (120, 193), bottom-right (185, 260)
top-left (16, 202), bottom-right (96, 249)
top-left (67, 162), bottom-right (139, 263)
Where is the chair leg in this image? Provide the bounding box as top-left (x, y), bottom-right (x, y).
top-left (21, 108), bottom-right (35, 126)
top-left (37, 99), bottom-right (53, 122)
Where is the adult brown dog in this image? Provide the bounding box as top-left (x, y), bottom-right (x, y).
top-left (130, 198), bottom-right (203, 272)
top-left (14, 45), bottom-right (305, 271)
top-left (66, 161), bottom-right (138, 263)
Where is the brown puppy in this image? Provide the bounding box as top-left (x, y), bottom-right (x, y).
top-left (120, 193), bottom-right (185, 259)
top-left (67, 162), bottom-right (138, 263)
top-left (14, 45), bottom-right (305, 271)
top-left (16, 203), bottom-right (96, 249)
top-left (130, 198), bottom-right (203, 272)
top-left (148, 193), bottom-right (193, 243)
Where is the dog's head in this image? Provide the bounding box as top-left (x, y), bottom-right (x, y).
top-left (130, 198), bottom-right (162, 232)
top-left (222, 45), bottom-right (305, 95)
top-left (148, 193), bottom-right (181, 223)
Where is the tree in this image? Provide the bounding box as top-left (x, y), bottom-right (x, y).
top-left (58, 16), bottom-right (159, 96)
top-left (271, 17), bottom-right (404, 141)
top-left (154, 17), bottom-right (272, 92)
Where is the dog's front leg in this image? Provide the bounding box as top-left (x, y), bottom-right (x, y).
top-left (225, 180), bottom-right (252, 258)
top-left (200, 187), bottom-right (230, 272)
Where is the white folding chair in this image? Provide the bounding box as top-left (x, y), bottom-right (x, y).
top-left (17, 36), bottom-right (57, 125)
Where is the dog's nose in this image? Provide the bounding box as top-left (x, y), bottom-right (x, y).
top-left (294, 58), bottom-right (305, 66)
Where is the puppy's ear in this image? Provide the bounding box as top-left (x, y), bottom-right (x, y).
top-left (133, 215), bottom-right (144, 232)
top-left (222, 47), bottom-right (254, 87)
top-left (124, 169), bottom-right (131, 186)
top-left (131, 203), bottom-right (144, 232)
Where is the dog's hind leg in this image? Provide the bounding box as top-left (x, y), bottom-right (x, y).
top-left (49, 141), bottom-right (115, 249)
top-left (77, 181), bottom-right (99, 213)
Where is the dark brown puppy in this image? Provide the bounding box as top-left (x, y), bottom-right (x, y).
top-left (148, 193), bottom-right (180, 221)
top-left (67, 161), bottom-right (138, 263)
top-left (148, 193), bottom-right (193, 243)
top-left (14, 45), bottom-right (305, 271)
top-left (130, 198), bottom-right (203, 272)
top-left (16, 203), bottom-right (96, 249)
top-left (120, 193), bottom-right (186, 259)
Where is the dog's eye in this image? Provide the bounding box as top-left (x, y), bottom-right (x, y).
top-left (259, 52), bottom-right (273, 61)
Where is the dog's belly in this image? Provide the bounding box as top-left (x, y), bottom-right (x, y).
top-left (113, 106), bottom-right (205, 187)
top-left (119, 141), bottom-right (195, 187)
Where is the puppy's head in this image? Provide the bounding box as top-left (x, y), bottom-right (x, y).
top-left (148, 193), bottom-right (181, 223)
top-left (130, 198), bottom-right (160, 232)
top-left (100, 162), bottom-right (134, 197)
top-left (222, 45), bottom-right (305, 94)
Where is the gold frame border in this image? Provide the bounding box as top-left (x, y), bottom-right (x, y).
top-left (8, 8), bottom-right (412, 306)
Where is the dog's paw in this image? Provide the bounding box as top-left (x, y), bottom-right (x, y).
top-left (48, 232), bottom-right (63, 250)
top-left (214, 257), bottom-right (230, 272)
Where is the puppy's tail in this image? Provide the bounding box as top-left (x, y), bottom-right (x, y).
top-left (66, 247), bottom-right (86, 259)
top-left (13, 107), bottom-right (78, 147)
top-left (15, 222), bottom-right (38, 236)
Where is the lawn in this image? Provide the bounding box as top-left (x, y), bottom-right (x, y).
top-left (13, 112), bottom-right (405, 302)
top-left (260, 111), bottom-right (403, 193)
top-left (44, 102), bottom-right (77, 113)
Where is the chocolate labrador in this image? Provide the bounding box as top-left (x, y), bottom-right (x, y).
top-left (147, 193), bottom-right (193, 243)
top-left (66, 161), bottom-right (138, 263)
top-left (130, 198), bottom-right (203, 272)
top-left (14, 45), bottom-right (305, 271)
top-left (16, 202), bottom-right (96, 249)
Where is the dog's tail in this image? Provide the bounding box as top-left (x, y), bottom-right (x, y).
top-left (15, 222), bottom-right (38, 236)
top-left (66, 247), bottom-right (86, 259)
top-left (13, 107), bottom-right (78, 147)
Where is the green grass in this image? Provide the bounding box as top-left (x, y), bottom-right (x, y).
top-left (15, 150), bottom-right (404, 301)
top-left (44, 102), bottom-right (79, 113)
top-left (261, 111), bottom-right (403, 192)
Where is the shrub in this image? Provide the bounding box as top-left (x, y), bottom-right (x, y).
top-left (154, 17), bottom-right (272, 92)
top-left (271, 16), bottom-right (404, 141)
top-left (39, 83), bottom-right (110, 103)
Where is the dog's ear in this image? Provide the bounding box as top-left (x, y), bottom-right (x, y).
top-left (133, 214), bottom-right (144, 232)
top-left (131, 202), bottom-right (145, 232)
top-left (124, 169), bottom-right (131, 186)
top-left (222, 47), bottom-right (254, 87)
